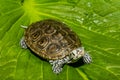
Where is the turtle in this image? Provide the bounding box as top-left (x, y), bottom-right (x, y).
top-left (20, 19), bottom-right (92, 74)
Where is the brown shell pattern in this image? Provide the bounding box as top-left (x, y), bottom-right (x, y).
top-left (24, 19), bottom-right (81, 60)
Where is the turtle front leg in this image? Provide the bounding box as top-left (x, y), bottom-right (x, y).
top-left (20, 37), bottom-right (27, 49)
top-left (83, 52), bottom-right (92, 64)
top-left (49, 60), bottom-right (64, 74)
top-left (49, 56), bottom-right (71, 74)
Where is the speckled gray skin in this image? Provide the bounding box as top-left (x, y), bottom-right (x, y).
top-left (20, 37), bottom-right (27, 49)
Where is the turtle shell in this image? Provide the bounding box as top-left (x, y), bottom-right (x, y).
top-left (24, 19), bottom-right (81, 60)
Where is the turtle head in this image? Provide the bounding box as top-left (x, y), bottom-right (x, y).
top-left (70, 47), bottom-right (85, 62)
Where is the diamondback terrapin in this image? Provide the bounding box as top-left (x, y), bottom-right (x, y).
top-left (20, 19), bottom-right (92, 74)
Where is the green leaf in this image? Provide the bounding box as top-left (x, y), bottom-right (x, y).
top-left (0, 0), bottom-right (120, 80)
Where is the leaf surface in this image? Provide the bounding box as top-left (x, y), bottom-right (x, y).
top-left (0, 0), bottom-right (120, 80)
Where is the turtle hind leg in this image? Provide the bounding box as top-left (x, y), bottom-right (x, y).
top-left (83, 53), bottom-right (92, 64)
top-left (49, 59), bottom-right (65, 74)
top-left (20, 37), bottom-right (27, 49)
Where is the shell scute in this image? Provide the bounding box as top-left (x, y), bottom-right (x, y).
top-left (24, 19), bottom-right (81, 60)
